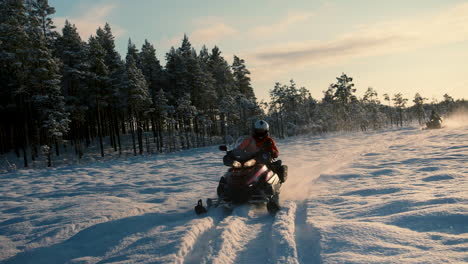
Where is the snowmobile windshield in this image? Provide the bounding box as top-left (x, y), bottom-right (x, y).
top-left (233, 135), bottom-right (250, 150)
top-left (228, 135), bottom-right (258, 162)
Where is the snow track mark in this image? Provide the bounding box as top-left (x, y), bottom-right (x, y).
top-left (173, 217), bottom-right (215, 264)
top-left (295, 201), bottom-right (322, 264)
top-left (268, 201), bottom-right (297, 263)
top-left (208, 206), bottom-right (262, 264)
top-left (183, 208), bottom-right (231, 264)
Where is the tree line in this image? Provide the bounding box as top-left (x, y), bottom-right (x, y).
top-left (1, 0), bottom-right (466, 169)
top-left (266, 74), bottom-right (466, 138)
top-left (1, 0), bottom-right (261, 168)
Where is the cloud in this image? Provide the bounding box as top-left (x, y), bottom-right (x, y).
top-left (54, 4), bottom-right (125, 40)
top-left (248, 11), bottom-right (315, 38)
top-left (191, 23), bottom-right (237, 46)
top-left (247, 2), bottom-right (468, 81)
top-left (254, 35), bottom-right (401, 64)
top-left (160, 17), bottom-right (238, 50)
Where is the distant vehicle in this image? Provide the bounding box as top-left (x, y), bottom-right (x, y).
top-left (425, 110), bottom-right (443, 129)
top-left (425, 118), bottom-right (442, 129)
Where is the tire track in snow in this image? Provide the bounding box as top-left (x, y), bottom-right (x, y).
top-left (295, 201), bottom-right (322, 264)
top-left (173, 216), bottom-right (215, 264)
top-left (234, 206), bottom-right (275, 263)
top-left (271, 201), bottom-right (299, 264)
top-left (182, 207), bottom-right (231, 264)
top-left (183, 205), bottom-right (276, 264)
top-left (205, 206), bottom-right (260, 264)
top-left (182, 201), bottom-right (319, 264)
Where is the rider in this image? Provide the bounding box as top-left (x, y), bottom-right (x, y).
top-left (429, 110), bottom-right (442, 122)
top-left (238, 120), bottom-right (278, 157)
top-left (237, 120), bottom-right (287, 183)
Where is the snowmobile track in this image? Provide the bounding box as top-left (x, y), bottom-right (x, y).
top-left (294, 201), bottom-right (322, 264)
top-left (181, 201), bottom-right (323, 264)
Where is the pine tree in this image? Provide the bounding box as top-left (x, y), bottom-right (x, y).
top-left (362, 87), bottom-right (382, 129)
top-left (197, 45), bottom-right (218, 138)
top-left (382, 93), bottom-right (393, 126)
top-left (176, 93), bottom-right (196, 149)
top-left (28, 0), bottom-right (57, 46)
top-left (198, 45), bottom-right (217, 109)
top-left (413, 93), bottom-right (427, 125)
top-left (165, 46), bottom-right (186, 103)
top-left (125, 44), bottom-right (152, 155)
top-left (26, 0), bottom-right (70, 162)
top-left (139, 39), bottom-right (164, 100)
top-left (232, 55), bottom-right (255, 101)
top-left (96, 24), bottom-right (124, 153)
top-left (87, 36), bottom-right (109, 157)
top-left (153, 88), bottom-right (170, 152)
top-left (393, 93), bottom-right (408, 127)
top-left (139, 39), bottom-right (165, 144)
top-left (208, 46), bottom-right (237, 137)
top-left (55, 20), bottom-right (89, 158)
top-left (332, 73), bottom-right (356, 106)
top-left (331, 73), bottom-right (357, 128)
top-left (0, 0), bottom-right (32, 166)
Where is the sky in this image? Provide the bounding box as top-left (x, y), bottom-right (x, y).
top-left (50, 0), bottom-right (468, 103)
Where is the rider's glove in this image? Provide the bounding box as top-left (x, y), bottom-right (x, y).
top-left (262, 152), bottom-right (271, 161)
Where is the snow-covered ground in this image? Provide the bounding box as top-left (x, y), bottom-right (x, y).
top-left (1, 118), bottom-right (467, 263)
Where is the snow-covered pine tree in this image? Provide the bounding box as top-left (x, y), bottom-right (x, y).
top-left (331, 73), bottom-right (357, 129)
top-left (125, 47), bottom-right (152, 155)
top-left (139, 39), bottom-right (165, 143)
top-left (139, 40), bottom-right (164, 101)
top-left (0, 0), bottom-right (32, 166)
top-left (361, 87), bottom-right (382, 130)
top-left (55, 20), bottom-right (89, 158)
top-left (165, 46), bottom-right (185, 104)
top-left (382, 93), bottom-right (394, 127)
top-left (153, 88), bottom-right (170, 152)
top-left (197, 45), bottom-right (218, 140)
top-left (392, 93), bottom-right (408, 127)
top-left (26, 0), bottom-right (70, 164)
top-left (28, 0), bottom-right (57, 47)
top-left (234, 94), bottom-right (259, 136)
top-left (87, 35), bottom-right (109, 157)
top-left (96, 23), bottom-right (125, 152)
top-left (441, 93), bottom-right (455, 113)
top-left (232, 55), bottom-right (255, 101)
top-left (187, 47), bottom-right (207, 110)
top-left (269, 82), bottom-right (288, 138)
top-left (412, 93), bottom-right (427, 125)
top-left (298, 87), bottom-right (317, 125)
top-left (208, 46), bottom-right (237, 137)
top-left (176, 93), bottom-right (197, 149)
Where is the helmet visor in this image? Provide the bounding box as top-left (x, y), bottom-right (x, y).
top-left (254, 129), bottom-right (267, 138)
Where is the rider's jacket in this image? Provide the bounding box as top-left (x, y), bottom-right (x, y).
top-left (430, 113), bottom-right (441, 121)
top-left (237, 135), bottom-right (279, 158)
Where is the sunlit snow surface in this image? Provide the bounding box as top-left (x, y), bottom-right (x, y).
top-left (1, 123), bottom-right (467, 263)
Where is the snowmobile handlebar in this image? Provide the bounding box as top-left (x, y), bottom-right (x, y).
top-left (222, 149), bottom-right (273, 167)
top-left (219, 145), bottom-right (228, 151)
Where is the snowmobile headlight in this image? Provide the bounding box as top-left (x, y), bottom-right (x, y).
top-left (243, 159), bottom-right (256, 167)
top-left (232, 160), bottom-right (242, 168)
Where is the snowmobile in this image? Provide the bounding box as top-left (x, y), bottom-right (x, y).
top-left (195, 137), bottom-right (282, 215)
top-left (425, 118), bottom-right (442, 129)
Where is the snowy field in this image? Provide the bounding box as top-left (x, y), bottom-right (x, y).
top-left (1, 118), bottom-right (467, 263)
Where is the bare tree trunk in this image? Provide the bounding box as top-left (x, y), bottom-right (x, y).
top-left (137, 119), bottom-right (143, 155)
top-left (130, 117), bottom-right (137, 156)
top-left (96, 99), bottom-right (104, 157)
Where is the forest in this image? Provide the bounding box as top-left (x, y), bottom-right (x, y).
top-left (1, 0), bottom-right (467, 169)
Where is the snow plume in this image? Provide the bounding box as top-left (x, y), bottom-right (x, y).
top-left (444, 107), bottom-right (468, 128)
top-left (279, 132), bottom-right (392, 201)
